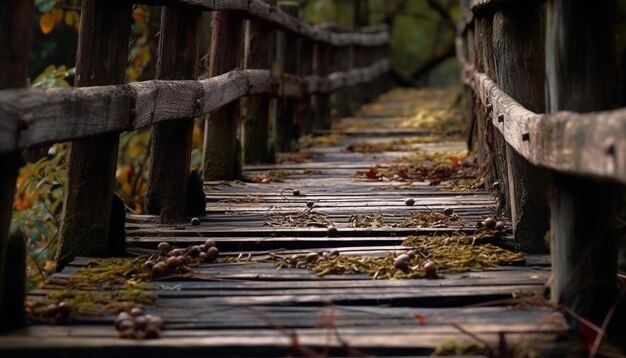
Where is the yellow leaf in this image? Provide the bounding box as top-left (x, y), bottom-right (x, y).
top-left (51, 8), bottom-right (63, 24)
top-left (65, 10), bottom-right (79, 27)
top-left (39, 12), bottom-right (55, 35)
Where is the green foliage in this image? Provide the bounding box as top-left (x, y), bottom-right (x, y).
top-left (35, 0), bottom-right (57, 13)
top-left (32, 65), bottom-right (75, 88)
top-left (12, 146), bottom-right (67, 290)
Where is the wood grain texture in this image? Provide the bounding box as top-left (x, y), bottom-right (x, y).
top-left (546, 0), bottom-right (622, 335)
top-left (274, 2), bottom-right (299, 152)
top-left (492, 7), bottom-right (549, 253)
top-left (203, 11), bottom-right (244, 181)
top-left (56, 0), bottom-right (132, 268)
top-left (0, 60), bottom-right (389, 154)
top-left (0, 0), bottom-right (33, 330)
top-left (145, 7), bottom-right (201, 222)
top-left (242, 1), bottom-right (275, 164)
top-left (137, 0), bottom-right (389, 47)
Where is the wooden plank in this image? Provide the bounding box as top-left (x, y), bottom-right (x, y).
top-left (0, 0), bottom-right (33, 332)
top-left (145, 7), bottom-right (201, 221)
top-left (137, 0), bottom-right (389, 47)
top-left (492, 6), bottom-right (549, 253)
top-left (55, 0), bottom-right (132, 268)
top-left (242, 1), bottom-right (275, 164)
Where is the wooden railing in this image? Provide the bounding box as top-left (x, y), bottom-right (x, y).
top-left (0, 0), bottom-right (390, 331)
top-left (458, 0), bottom-right (625, 337)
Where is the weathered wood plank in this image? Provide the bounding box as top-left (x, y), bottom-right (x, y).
top-left (145, 7), bottom-right (201, 221)
top-left (0, 0), bottom-right (33, 332)
top-left (137, 0), bottom-right (389, 47)
top-left (55, 0), bottom-right (132, 268)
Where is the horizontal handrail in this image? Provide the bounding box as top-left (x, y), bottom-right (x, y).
top-left (457, 35), bottom-right (626, 184)
top-left (0, 59), bottom-right (389, 154)
top-left (138, 0), bottom-right (389, 47)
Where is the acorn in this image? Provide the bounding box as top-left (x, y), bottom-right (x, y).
top-left (483, 217), bottom-right (497, 230)
top-left (206, 246), bottom-right (219, 261)
top-left (171, 248), bottom-right (185, 257)
top-left (144, 260), bottom-right (156, 269)
top-left (145, 315), bottom-right (165, 330)
top-left (190, 217), bottom-right (200, 226)
top-left (406, 250), bottom-right (417, 259)
top-left (326, 225), bottom-right (338, 237)
top-left (293, 189), bottom-right (301, 196)
top-left (166, 256), bottom-right (180, 270)
top-left (305, 252), bottom-right (320, 263)
top-left (115, 312), bottom-right (133, 329)
top-left (152, 262), bottom-right (167, 276)
top-left (306, 201), bottom-right (315, 208)
top-left (198, 252), bottom-right (208, 261)
top-left (129, 307), bottom-right (144, 317)
top-left (424, 260), bottom-right (437, 278)
top-left (394, 254), bottom-right (411, 273)
top-left (175, 256), bottom-right (186, 267)
top-left (134, 315), bottom-right (148, 330)
top-left (494, 221), bottom-right (506, 231)
top-left (204, 239), bottom-right (216, 250)
top-left (329, 249), bottom-right (340, 257)
top-left (143, 324), bottom-right (161, 339)
top-left (188, 245), bottom-right (202, 258)
top-left (404, 198), bottom-right (415, 206)
top-left (443, 207), bottom-right (454, 216)
top-left (157, 242), bottom-right (170, 255)
top-left (492, 181), bottom-right (501, 191)
top-left (45, 304), bottom-right (59, 316)
top-left (57, 301), bottom-right (72, 318)
top-left (476, 221), bottom-right (485, 229)
top-left (290, 254), bottom-right (301, 265)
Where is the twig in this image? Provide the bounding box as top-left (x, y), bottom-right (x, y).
top-left (589, 285), bottom-right (626, 358)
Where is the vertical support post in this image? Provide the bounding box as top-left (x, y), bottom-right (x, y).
top-left (295, 38), bottom-right (314, 136)
top-left (202, 11), bottom-right (244, 180)
top-left (313, 39), bottom-right (332, 131)
top-left (492, 6), bottom-right (550, 253)
top-left (146, 7), bottom-right (201, 223)
top-left (242, 1), bottom-right (275, 164)
top-left (275, 2), bottom-right (299, 152)
top-left (0, 0), bottom-right (33, 332)
top-left (56, 0), bottom-right (132, 268)
top-left (547, 0), bottom-right (622, 332)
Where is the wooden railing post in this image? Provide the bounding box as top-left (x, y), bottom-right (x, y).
top-left (275, 2), bottom-right (299, 152)
top-left (242, 0), bottom-right (275, 164)
top-left (492, 5), bottom-right (550, 253)
top-left (56, 0), bottom-right (132, 268)
top-left (0, 0), bottom-right (33, 332)
top-left (295, 38), bottom-right (315, 136)
top-left (546, 0), bottom-right (622, 331)
top-left (313, 34), bottom-right (332, 131)
top-left (146, 7), bottom-right (201, 223)
top-left (203, 11), bottom-right (244, 180)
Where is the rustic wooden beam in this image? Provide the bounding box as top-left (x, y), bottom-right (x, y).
top-left (202, 11), bottom-right (244, 180)
top-left (546, 0), bottom-right (622, 334)
top-left (492, 6), bottom-right (549, 253)
top-left (136, 0), bottom-right (389, 47)
top-left (295, 38), bottom-right (314, 136)
top-left (56, 0), bottom-right (132, 268)
top-left (145, 7), bottom-right (201, 223)
top-left (274, 2), bottom-right (299, 153)
top-left (242, 0), bottom-right (275, 164)
top-left (0, 0), bottom-right (32, 332)
top-left (0, 61), bottom-right (390, 155)
top-left (313, 29), bottom-right (332, 131)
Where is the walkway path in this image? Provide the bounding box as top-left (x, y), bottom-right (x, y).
top-left (1, 88), bottom-right (574, 357)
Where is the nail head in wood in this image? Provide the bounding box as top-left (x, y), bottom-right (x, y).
top-left (522, 132), bottom-right (530, 142)
top-left (497, 114), bottom-right (504, 122)
top-left (603, 138), bottom-right (615, 155)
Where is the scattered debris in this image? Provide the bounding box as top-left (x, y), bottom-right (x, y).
top-left (349, 213), bottom-right (387, 228)
top-left (298, 134), bottom-right (344, 148)
top-left (249, 170), bottom-right (292, 183)
top-left (265, 211), bottom-right (333, 228)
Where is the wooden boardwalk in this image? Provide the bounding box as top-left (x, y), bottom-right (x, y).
top-left (1, 90), bottom-right (576, 357)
